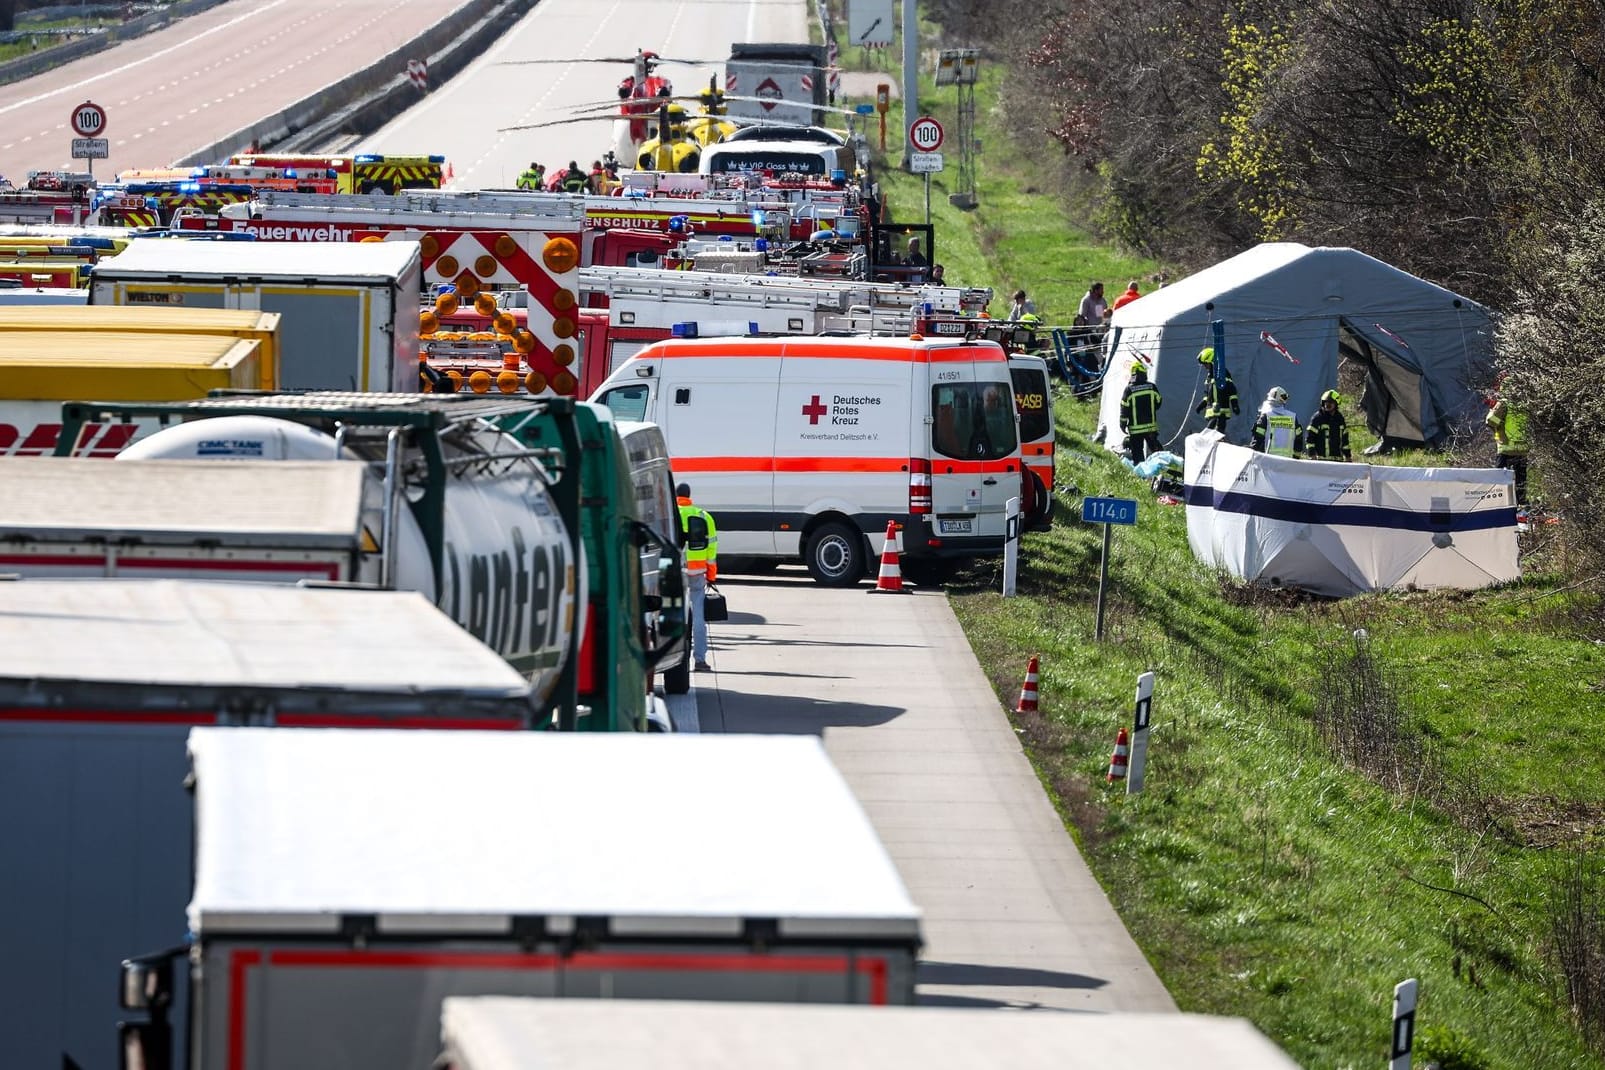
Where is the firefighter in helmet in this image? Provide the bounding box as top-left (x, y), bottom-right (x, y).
top-left (1305, 389), bottom-right (1352, 461)
top-left (1194, 346), bottom-right (1241, 435)
top-left (1252, 387), bottom-right (1304, 457)
top-left (558, 160), bottom-right (589, 193)
top-left (1119, 362), bottom-right (1163, 463)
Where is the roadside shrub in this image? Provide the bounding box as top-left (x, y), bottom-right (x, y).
top-left (1546, 850), bottom-right (1605, 1053)
top-left (1415, 1024), bottom-right (1492, 1070)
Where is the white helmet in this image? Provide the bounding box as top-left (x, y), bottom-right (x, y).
top-left (1268, 387), bottom-right (1289, 405)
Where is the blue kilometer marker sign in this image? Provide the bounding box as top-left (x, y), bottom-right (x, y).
top-left (1081, 496), bottom-right (1138, 526)
top-left (1081, 496), bottom-right (1138, 640)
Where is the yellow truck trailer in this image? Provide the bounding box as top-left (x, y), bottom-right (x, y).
top-left (0, 331), bottom-right (263, 456)
top-left (0, 306), bottom-right (281, 388)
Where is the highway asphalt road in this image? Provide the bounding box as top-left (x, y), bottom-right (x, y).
top-left (0, 0), bottom-right (475, 180)
top-left (357, 0), bottom-right (808, 190)
top-left (674, 567), bottom-right (1179, 1013)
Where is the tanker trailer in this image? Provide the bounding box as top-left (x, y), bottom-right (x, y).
top-left (47, 392), bottom-right (669, 732)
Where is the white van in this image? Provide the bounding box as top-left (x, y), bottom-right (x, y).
top-left (592, 335), bottom-right (1025, 586)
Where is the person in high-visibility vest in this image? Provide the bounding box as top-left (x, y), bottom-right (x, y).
top-left (676, 482), bottom-right (719, 672)
top-left (1118, 362), bottom-right (1163, 462)
top-left (516, 162), bottom-right (545, 190)
top-left (1486, 377), bottom-right (1530, 506)
top-left (1305, 389), bottom-right (1352, 461)
top-left (1251, 386), bottom-right (1304, 457)
top-left (1194, 346), bottom-right (1241, 435)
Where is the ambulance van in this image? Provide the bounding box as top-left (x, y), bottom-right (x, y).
top-left (592, 334), bottom-right (1025, 586)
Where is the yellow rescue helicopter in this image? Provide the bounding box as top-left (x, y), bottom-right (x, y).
top-left (635, 101), bottom-right (702, 173)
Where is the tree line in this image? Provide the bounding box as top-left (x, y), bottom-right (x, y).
top-left (928, 0), bottom-right (1605, 588)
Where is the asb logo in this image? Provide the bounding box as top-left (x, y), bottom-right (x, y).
top-left (754, 77), bottom-right (783, 112)
top-left (802, 395), bottom-right (828, 424)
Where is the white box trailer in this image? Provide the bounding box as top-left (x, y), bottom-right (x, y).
top-left (438, 998), bottom-right (1304, 1070)
top-left (125, 729), bottom-right (921, 1070)
top-left (86, 237), bottom-right (422, 392)
top-left (0, 580), bottom-right (537, 1070)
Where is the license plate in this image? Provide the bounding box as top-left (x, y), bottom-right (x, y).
top-left (938, 517), bottom-right (973, 535)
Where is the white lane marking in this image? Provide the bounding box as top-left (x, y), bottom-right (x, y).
top-left (0, 0), bottom-right (290, 117)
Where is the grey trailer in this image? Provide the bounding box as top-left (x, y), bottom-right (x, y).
top-left (438, 998), bottom-right (1304, 1070)
top-left (724, 43), bottom-right (829, 128)
top-left (86, 237), bottom-right (422, 392)
top-left (0, 580), bottom-right (536, 1070)
top-left (170, 728), bottom-right (921, 1070)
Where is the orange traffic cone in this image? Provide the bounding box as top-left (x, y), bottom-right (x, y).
top-left (445, 162), bottom-right (455, 183)
top-left (1106, 727), bottom-right (1130, 783)
top-left (870, 520), bottom-right (907, 593)
top-left (1015, 655), bottom-right (1040, 713)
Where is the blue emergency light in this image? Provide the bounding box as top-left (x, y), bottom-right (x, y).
top-left (671, 321), bottom-right (759, 338)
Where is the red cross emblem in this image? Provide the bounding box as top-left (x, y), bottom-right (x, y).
top-left (801, 395), bottom-right (828, 424)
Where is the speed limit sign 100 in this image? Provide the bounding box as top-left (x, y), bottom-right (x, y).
top-left (909, 116), bottom-right (944, 152)
top-left (71, 101), bottom-right (107, 138)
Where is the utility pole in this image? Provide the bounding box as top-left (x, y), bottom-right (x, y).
top-left (900, 0), bottom-right (917, 170)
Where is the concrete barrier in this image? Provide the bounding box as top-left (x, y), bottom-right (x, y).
top-left (175, 0), bottom-right (534, 167)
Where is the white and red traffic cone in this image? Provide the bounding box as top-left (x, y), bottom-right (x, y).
top-left (870, 520), bottom-right (907, 594)
top-left (1015, 655), bottom-right (1040, 713)
top-left (1106, 727), bottom-right (1130, 783)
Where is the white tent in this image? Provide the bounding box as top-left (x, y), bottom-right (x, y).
top-left (1097, 244), bottom-right (1493, 455)
top-left (1184, 432), bottom-right (1519, 597)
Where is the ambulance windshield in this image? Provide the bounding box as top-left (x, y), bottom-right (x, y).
top-left (932, 381), bottom-right (1018, 460)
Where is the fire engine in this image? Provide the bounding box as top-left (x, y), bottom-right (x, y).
top-left (227, 153), bottom-right (448, 194)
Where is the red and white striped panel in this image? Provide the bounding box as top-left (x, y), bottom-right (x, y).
top-left (419, 229), bottom-right (577, 372)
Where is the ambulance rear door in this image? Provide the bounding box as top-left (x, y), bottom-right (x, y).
top-left (924, 343), bottom-right (1021, 544)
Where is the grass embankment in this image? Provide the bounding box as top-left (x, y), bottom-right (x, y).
top-left (839, 38), bottom-right (1605, 1070)
top-left (0, 16), bottom-right (121, 65)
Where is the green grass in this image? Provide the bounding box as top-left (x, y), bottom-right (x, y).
top-left (943, 403), bottom-right (1604, 1068)
top-left (837, 14), bottom-right (1605, 1067)
top-left (0, 16), bottom-right (121, 65)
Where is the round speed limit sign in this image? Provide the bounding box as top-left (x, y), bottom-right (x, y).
top-left (71, 101), bottom-right (107, 138)
top-left (909, 115), bottom-right (944, 152)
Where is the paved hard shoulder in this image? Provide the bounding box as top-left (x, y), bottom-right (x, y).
top-left (695, 569), bottom-right (1176, 1012)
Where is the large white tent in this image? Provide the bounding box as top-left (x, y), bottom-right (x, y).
top-left (1096, 244), bottom-right (1493, 455)
top-left (1184, 433), bottom-right (1519, 597)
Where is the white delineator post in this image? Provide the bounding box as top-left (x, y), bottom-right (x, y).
top-left (1002, 495), bottom-right (1021, 596)
top-left (1391, 978), bottom-right (1418, 1070)
top-left (1126, 670), bottom-right (1155, 794)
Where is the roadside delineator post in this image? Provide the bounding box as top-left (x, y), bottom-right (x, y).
top-left (1391, 978), bottom-right (1418, 1070)
top-left (1126, 670), bottom-right (1155, 795)
top-left (1015, 655), bottom-right (1040, 713)
top-left (1106, 727), bottom-right (1129, 783)
top-left (870, 521), bottom-right (907, 594)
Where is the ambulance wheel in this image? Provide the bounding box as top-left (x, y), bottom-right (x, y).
top-left (663, 654), bottom-right (691, 695)
top-left (805, 522), bottom-right (865, 587)
top-left (1028, 472), bottom-right (1054, 525)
